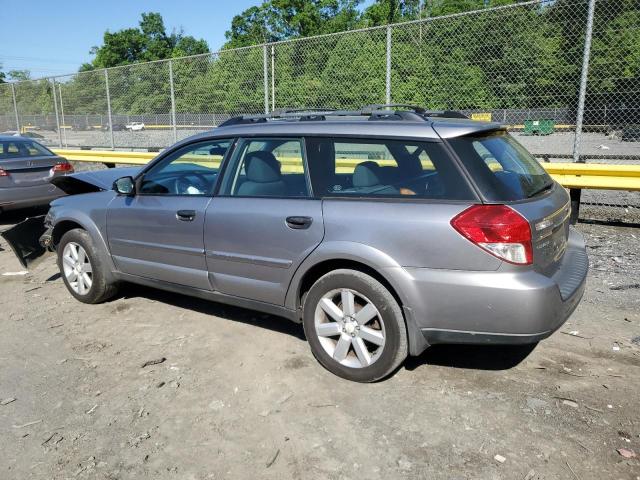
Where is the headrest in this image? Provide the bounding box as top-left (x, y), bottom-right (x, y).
top-left (245, 151), bottom-right (282, 183)
top-left (353, 161), bottom-right (382, 188)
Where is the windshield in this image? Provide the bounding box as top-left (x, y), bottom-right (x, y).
top-left (0, 139), bottom-right (55, 160)
top-left (447, 131), bottom-right (553, 201)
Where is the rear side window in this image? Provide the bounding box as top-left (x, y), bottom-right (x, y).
top-left (306, 138), bottom-right (475, 200)
top-left (447, 131), bottom-right (553, 201)
top-left (0, 140), bottom-right (54, 159)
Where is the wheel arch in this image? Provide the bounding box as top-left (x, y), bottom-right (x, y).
top-left (295, 259), bottom-right (404, 315)
top-left (51, 213), bottom-right (117, 282)
top-left (286, 242), bottom-right (429, 356)
top-left (52, 220), bottom-right (85, 247)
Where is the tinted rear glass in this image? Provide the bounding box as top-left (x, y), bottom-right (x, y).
top-left (447, 131), bottom-right (553, 201)
top-left (306, 138), bottom-right (475, 200)
top-left (0, 140), bottom-right (54, 160)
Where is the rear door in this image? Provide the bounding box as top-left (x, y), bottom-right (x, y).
top-left (204, 137), bottom-right (324, 305)
top-left (0, 139), bottom-right (61, 187)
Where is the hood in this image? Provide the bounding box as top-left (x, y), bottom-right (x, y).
top-left (50, 167), bottom-right (141, 194)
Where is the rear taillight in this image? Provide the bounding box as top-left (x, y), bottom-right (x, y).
top-left (450, 204), bottom-right (533, 265)
top-left (52, 162), bottom-right (74, 174)
top-left (0, 167), bottom-right (8, 177)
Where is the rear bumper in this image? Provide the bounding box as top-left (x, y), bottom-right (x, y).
top-left (0, 184), bottom-right (65, 211)
top-left (390, 228), bottom-right (588, 352)
top-left (0, 215), bottom-right (50, 269)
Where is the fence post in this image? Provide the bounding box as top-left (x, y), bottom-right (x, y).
top-left (385, 26), bottom-right (392, 105)
top-left (271, 45), bottom-right (275, 112)
top-left (58, 84), bottom-right (67, 148)
top-left (51, 78), bottom-right (63, 148)
top-left (263, 45), bottom-right (269, 114)
top-left (10, 83), bottom-right (20, 133)
top-left (104, 69), bottom-right (115, 150)
top-left (572, 0), bottom-right (596, 163)
top-left (169, 60), bottom-right (177, 143)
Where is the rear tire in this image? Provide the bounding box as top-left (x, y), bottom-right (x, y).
top-left (302, 269), bottom-right (408, 382)
top-left (57, 229), bottom-right (118, 304)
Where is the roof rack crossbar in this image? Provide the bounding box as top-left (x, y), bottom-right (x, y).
top-left (362, 103), bottom-right (427, 114)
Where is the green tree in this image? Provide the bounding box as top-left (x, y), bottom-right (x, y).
top-left (225, 0), bottom-right (363, 48)
top-left (362, 0), bottom-right (422, 25)
top-left (7, 70), bottom-right (32, 82)
top-left (86, 12), bottom-right (209, 69)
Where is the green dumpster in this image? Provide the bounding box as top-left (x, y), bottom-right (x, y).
top-left (523, 119), bottom-right (555, 135)
top-left (538, 119), bottom-right (555, 135)
top-left (523, 120), bottom-right (535, 135)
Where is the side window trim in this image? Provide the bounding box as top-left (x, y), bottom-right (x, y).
top-left (135, 138), bottom-right (234, 197)
top-left (211, 137), bottom-right (239, 196)
top-left (300, 136), bottom-right (314, 198)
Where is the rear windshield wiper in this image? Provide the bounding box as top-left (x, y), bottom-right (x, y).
top-left (527, 181), bottom-right (554, 198)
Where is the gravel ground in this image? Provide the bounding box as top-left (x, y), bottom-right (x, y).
top-left (0, 211), bottom-right (639, 480)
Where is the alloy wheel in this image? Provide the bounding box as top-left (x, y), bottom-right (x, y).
top-left (314, 288), bottom-right (386, 368)
top-left (62, 242), bottom-right (93, 295)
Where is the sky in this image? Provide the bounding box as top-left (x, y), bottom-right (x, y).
top-left (0, 0), bottom-right (262, 78)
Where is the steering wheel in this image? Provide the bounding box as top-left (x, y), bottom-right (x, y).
top-left (174, 172), bottom-right (210, 195)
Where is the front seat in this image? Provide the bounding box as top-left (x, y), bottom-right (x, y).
top-left (352, 161), bottom-right (399, 195)
top-left (236, 151), bottom-right (286, 197)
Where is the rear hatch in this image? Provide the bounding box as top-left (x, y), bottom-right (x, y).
top-left (0, 139), bottom-right (62, 187)
top-left (443, 129), bottom-right (571, 276)
top-left (510, 185), bottom-right (571, 276)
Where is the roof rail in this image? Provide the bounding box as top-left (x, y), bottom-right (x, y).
top-left (217, 105), bottom-right (469, 127)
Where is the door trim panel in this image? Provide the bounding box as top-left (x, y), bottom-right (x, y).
top-left (110, 237), bottom-right (205, 257)
top-left (113, 255), bottom-right (211, 290)
top-left (206, 250), bottom-right (293, 269)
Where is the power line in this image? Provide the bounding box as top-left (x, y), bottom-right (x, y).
top-left (0, 54), bottom-right (85, 64)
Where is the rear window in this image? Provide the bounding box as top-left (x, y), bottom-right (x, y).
top-left (0, 140), bottom-right (54, 159)
top-left (447, 131), bottom-right (553, 201)
top-left (305, 138), bottom-right (475, 200)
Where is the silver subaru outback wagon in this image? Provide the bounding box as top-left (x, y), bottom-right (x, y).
top-left (4, 106), bottom-right (588, 382)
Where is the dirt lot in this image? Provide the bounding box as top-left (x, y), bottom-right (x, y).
top-left (0, 213), bottom-right (639, 480)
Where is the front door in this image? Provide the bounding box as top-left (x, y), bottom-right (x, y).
top-left (204, 138), bottom-right (324, 305)
top-left (107, 139), bottom-right (231, 290)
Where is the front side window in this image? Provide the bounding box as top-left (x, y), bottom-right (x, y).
top-left (305, 138), bottom-right (475, 200)
top-left (220, 138), bottom-right (309, 198)
top-left (0, 140), bottom-right (54, 159)
top-left (138, 139), bottom-right (231, 195)
top-left (447, 131), bottom-right (553, 200)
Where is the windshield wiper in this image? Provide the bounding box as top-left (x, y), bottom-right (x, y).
top-left (527, 181), bottom-right (553, 198)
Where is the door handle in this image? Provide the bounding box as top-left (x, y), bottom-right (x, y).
top-left (176, 210), bottom-right (196, 221)
top-left (286, 216), bottom-right (313, 230)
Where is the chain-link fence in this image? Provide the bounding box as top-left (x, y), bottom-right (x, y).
top-left (0, 0), bottom-right (638, 221)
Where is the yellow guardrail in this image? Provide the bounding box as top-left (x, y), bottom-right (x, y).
top-left (52, 149), bottom-right (640, 192)
top-left (53, 149), bottom-right (157, 165)
top-left (542, 163), bottom-right (640, 191)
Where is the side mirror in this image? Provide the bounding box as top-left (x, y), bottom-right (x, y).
top-left (113, 176), bottom-right (135, 195)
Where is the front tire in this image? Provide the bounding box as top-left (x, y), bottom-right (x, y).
top-left (58, 229), bottom-right (117, 304)
top-left (302, 269), bottom-right (408, 382)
